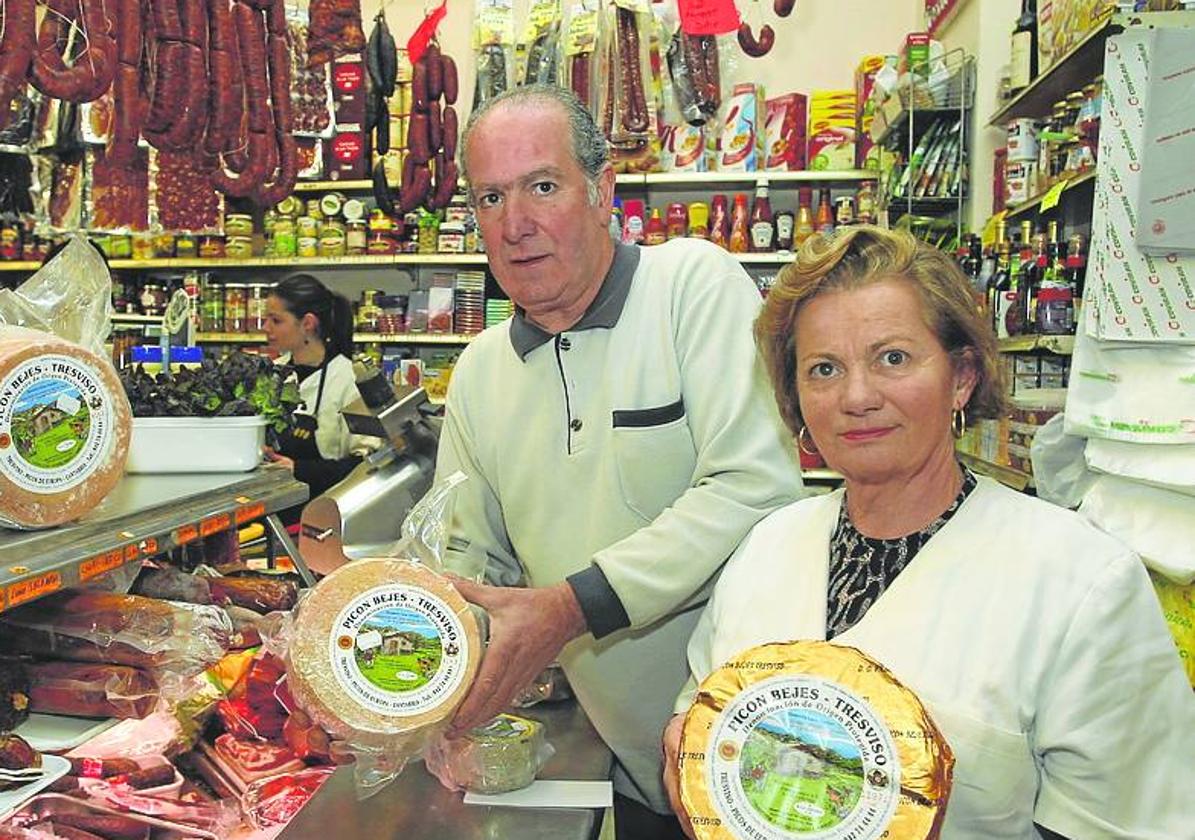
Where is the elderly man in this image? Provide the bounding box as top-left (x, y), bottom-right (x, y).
top-left (435, 83), bottom-right (801, 839)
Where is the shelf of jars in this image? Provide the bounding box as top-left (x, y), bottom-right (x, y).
top-left (638, 170), bottom-right (877, 187)
top-left (1004, 169), bottom-right (1097, 220)
top-left (997, 334), bottom-right (1075, 355)
top-left (0, 254), bottom-right (496, 272)
top-left (191, 331), bottom-right (476, 345)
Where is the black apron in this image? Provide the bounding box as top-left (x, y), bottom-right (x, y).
top-left (277, 361), bottom-right (328, 461)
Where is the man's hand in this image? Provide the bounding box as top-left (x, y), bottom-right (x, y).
top-left (447, 579), bottom-right (588, 736)
top-left (662, 713), bottom-right (697, 839)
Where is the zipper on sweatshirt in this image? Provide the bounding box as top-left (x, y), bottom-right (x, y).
top-left (554, 334), bottom-right (574, 455)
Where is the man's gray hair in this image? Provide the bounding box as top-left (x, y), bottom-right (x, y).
top-left (458, 84), bottom-right (609, 206)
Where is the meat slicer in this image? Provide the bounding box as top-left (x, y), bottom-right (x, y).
top-left (298, 361), bottom-right (440, 575)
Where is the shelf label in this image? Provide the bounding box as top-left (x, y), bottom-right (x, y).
top-left (176, 523), bottom-right (199, 545)
top-left (139, 537), bottom-right (159, 556)
top-left (81, 549), bottom-right (126, 582)
top-left (200, 512), bottom-right (232, 537)
top-left (6, 571), bottom-right (62, 609)
top-left (235, 502), bottom-right (266, 525)
top-left (1039, 179), bottom-right (1069, 212)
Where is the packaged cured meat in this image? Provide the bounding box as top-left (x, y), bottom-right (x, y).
top-left (150, 150), bottom-right (223, 234)
top-left (472, 0), bottom-right (514, 107)
top-left (241, 767), bottom-right (334, 828)
top-left (679, 641), bottom-right (953, 840)
top-left (560, 0), bottom-right (600, 114)
top-left (0, 591), bottom-right (231, 674)
top-left (25, 662), bottom-right (158, 720)
top-left (87, 147), bottom-right (150, 233)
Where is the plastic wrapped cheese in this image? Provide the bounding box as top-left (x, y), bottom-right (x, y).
top-left (425, 713), bottom-right (549, 794)
top-left (287, 557), bottom-right (483, 740)
top-left (0, 325), bottom-right (131, 529)
top-left (680, 641), bottom-right (953, 840)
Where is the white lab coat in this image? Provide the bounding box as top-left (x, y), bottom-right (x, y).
top-left (683, 476), bottom-right (1195, 839)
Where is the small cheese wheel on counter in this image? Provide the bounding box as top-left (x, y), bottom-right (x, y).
top-left (287, 557), bottom-right (483, 740)
top-left (680, 640), bottom-right (953, 840)
top-left (0, 325), bottom-right (131, 529)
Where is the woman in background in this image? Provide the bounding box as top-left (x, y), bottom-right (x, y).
top-left (263, 273), bottom-right (374, 501)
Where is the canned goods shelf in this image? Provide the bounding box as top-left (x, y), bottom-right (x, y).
top-left (997, 334), bottom-right (1075, 355)
top-left (353, 333), bottom-right (475, 345)
top-left (1003, 169), bottom-right (1097, 220)
top-left (292, 180), bottom-right (374, 192)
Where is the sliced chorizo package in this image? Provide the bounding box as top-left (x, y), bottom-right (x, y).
top-left (0, 238), bottom-right (131, 529)
top-left (87, 146), bottom-right (150, 233)
top-left (150, 149), bottom-right (224, 234)
top-left (0, 590), bottom-right (233, 674)
top-left (277, 473), bottom-right (486, 800)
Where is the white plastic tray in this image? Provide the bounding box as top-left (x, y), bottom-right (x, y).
top-left (0, 754), bottom-right (70, 822)
top-left (16, 714), bottom-right (119, 753)
top-left (125, 416), bottom-right (267, 473)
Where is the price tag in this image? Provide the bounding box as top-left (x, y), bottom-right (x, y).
top-left (236, 502), bottom-right (267, 524)
top-left (81, 550), bottom-right (126, 582)
top-left (1039, 179), bottom-right (1069, 212)
top-left (981, 210), bottom-right (1008, 249)
top-left (176, 523), bottom-right (199, 545)
top-left (200, 512), bottom-right (233, 537)
top-left (677, 0), bottom-right (740, 35)
top-left (6, 572), bottom-right (62, 609)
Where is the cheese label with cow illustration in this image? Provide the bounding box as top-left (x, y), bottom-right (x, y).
top-left (0, 355), bottom-right (114, 494)
top-left (331, 583), bottom-right (472, 716)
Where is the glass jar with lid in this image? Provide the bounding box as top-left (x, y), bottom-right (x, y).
top-left (346, 220), bottom-right (368, 255)
top-left (357, 290), bottom-right (383, 332)
top-left (247, 283), bottom-right (270, 331)
top-left (318, 220), bottom-right (346, 257)
top-left (223, 283), bottom-right (248, 333)
top-left (200, 279), bottom-right (224, 332)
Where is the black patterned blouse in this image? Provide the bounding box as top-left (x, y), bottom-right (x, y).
top-left (826, 468), bottom-right (977, 640)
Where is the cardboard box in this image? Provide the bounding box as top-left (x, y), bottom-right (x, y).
top-left (1037, 0), bottom-right (1115, 74)
top-left (659, 123), bottom-right (707, 172)
top-left (855, 55), bottom-right (886, 170)
top-left (902, 32), bottom-right (931, 76)
top-left (719, 84), bottom-right (764, 171)
top-left (808, 126), bottom-right (856, 171)
top-left (330, 54), bottom-right (367, 126)
top-left (323, 127), bottom-right (369, 180)
top-left (764, 94), bottom-right (807, 171)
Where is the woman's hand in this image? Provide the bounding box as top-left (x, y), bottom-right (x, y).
top-left (262, 446), bottom-right (295, 471)
top-left (662, 712), bottom-right (697, 839)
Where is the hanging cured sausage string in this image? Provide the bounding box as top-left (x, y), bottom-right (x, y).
top-left (0, 0), bottom-right (37, 129)
top-left (29, 0), bottom-right (117, 102)
top-left (253, 0), bottom-right (298, 206)
top-left (104, 0), bottom-right (143, 166)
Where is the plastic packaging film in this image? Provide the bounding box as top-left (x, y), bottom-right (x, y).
top-left (680, 640), bottom-right (953, 840)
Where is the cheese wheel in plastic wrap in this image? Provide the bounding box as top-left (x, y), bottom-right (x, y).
top-left (680, 640), bottom-right (953, 840)
top-left (287, 557), bottom-right (483, 740)
top-left (0, 325), bottom-right (131, 529)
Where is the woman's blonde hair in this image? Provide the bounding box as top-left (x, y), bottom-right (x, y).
top-left (755, 225), bottom-right (1008, 437)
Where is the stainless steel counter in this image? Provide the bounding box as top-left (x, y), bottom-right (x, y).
top-left (281, 701), bottom-right (613, 840)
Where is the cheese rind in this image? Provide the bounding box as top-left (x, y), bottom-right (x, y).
top-left (287, 558), bottom-right (483, 740)
top-left (680, 640), bottom-right (953, 840)
top-left (0, 326), bottom-right (131, 529)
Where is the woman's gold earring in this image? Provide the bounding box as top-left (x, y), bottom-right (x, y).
top-left (798, 426), bottom-right (818, 455)
top-left (951, 407), bottom-right (966, 439)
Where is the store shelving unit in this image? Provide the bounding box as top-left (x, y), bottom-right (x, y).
top-left (638, 170), bottom-right (877, 187)
top-left (0, 468), bottom-right (308, 612)
top-left (997, 334), bottom-right (1075, 355)
top-left (1004, 169), bottom-right (1097, 220)
top-left (989, 10), bottom-right (1195, 126)
top-left (190, 331), bottom-right (477, 345)
top-left (958, 452), bottom-right (1034, 492)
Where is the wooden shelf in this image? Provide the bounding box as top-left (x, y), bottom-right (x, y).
top-left (293, 180), bottom-right (373, 192)
top-left (195, 332), bottom-right (475, 345)
top-left (989, 14), bottom-right (1119, 125)
top-left (958, 452), bottom-right (1034, 491)
top-left (100, 254), bottom-right (491, 270)
top-left (1004, 169), bottom-right (1097, 220)
top-left (998, 334), bottom-right (1075, 355)
top-left (638, 170), bottom-right (877, 186)
top-left (0, 261), bottom-right (40, 272)
top-left (353, 333), bottom-right (475, 345)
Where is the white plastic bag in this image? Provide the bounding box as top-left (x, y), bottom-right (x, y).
top-left (1079, 474), bottom-right (1195, 584)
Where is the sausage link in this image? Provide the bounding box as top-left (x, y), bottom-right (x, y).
top-left (427, 102), bottom-right (441, 154)
top-left (407, 110), bottom-right (430, 164)
top-left (254, 131), bottom-right (297, 205)
top-left (106, 63), bottom-right (143, 165)
top-left (425, 43), bottom-right (442, 101)
top-left (208, 0), bottom-right (236, 52)
top-left (616, 8), bottom-right (647, 133)
top-left (441, 105), bottom-right (457, 159)
top-left (0, 0), bottom-right (37, 127)
top-left (143, 40), bottom-right (188, 134)
top-left (411, 58), bottom-right (428, 112)
top-left (234, 1), bottom-right (270, 133)
top-left (570, 54), bottom-right (590, 110)
top-left (440, 54), bottom-right (458, 105)
top-left (152, 0), bottom-right (185, 42)
top-left (116, 0), bottom-right (143, 65)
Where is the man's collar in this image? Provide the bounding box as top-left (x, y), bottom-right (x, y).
top-left (508, 242), bottom-right (641, 360)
